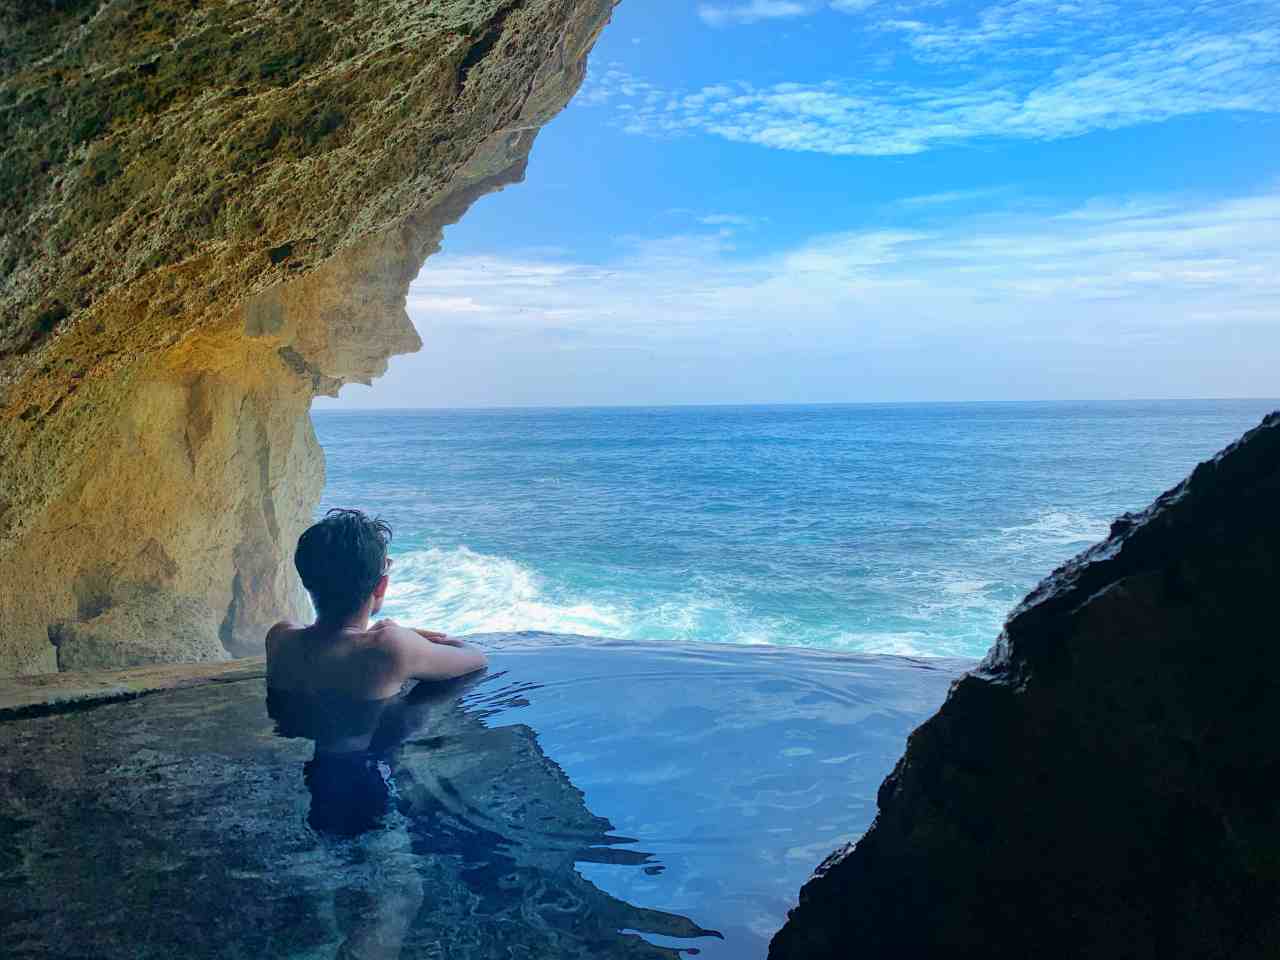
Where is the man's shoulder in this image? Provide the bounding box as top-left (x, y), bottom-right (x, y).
top-left (366, 619), bottom-right (417, 650)
top-left (366, 620), bottom-right (443, 670)
top-left (265, 620), bottom-right (303, 652)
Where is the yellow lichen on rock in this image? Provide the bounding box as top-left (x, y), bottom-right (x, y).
top-left (0, 0), bottom-right (616, 675)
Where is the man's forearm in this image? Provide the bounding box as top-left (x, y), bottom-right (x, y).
top-left (413, 627), bottom-right (465, 647)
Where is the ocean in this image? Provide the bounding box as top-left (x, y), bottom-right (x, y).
top-left (314, 399), bottom-right (1275, 661)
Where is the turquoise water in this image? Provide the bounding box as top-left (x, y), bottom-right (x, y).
top-left (315, 399), bottom-right (1275, 660)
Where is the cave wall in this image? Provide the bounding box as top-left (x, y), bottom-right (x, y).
top-left (769, 412), bottom-right (1280, 960)
top-left (0, 0), bottom-right (617, 675)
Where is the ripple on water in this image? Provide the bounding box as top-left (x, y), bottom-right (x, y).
top-left (0, 636), bottom-right (966, 960)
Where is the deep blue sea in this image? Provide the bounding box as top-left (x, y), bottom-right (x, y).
top-left (314, 399), bottom-right (1276, 661)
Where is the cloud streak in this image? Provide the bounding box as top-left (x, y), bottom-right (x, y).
top-left (323, 187), bottom-right (1279, 407)
top-left (698, 0), bottom-right (878, 27)
top-left (698, 212), bottom-right (765, 226)
top-left (581, 1), bottom-right (1280, 156)
top-left (406, 189), bottom-right (1280, 354)
top-left (697, 0), bottom-right (816, 27)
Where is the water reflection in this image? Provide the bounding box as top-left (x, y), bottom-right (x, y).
top-left (0, 641), bottom-right (962, 959)
top-left (268, 674), bottom-right (721, 958)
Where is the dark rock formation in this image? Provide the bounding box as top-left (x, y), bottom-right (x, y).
top-left (770, 412), bottom-right (1280, 960)
top-left (0, 0), bottom-right (616, 674)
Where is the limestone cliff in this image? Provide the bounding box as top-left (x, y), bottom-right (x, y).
top-left (0, 0), bottom-right (616, 675)
top-left (769, 412), bottom-right (1280, 960)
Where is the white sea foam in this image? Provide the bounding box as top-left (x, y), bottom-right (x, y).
top-left (383, 546), bottom-right (628, 637)
top-left (994, 510), bottom-right (1110, 549)
top-left (384, 545), bottom-right (802, 649)
top-left (829, 630), bottom-right (951, 658)
top-left (909, 571), bottom-right (1009, 624)
top-left (384, 546), bottom-right (993, 657)
top-left (940, 577), bottom-right (997, 596)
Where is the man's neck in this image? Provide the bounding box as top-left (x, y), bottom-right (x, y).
top-left (315, 606), bottom-right (373, 634)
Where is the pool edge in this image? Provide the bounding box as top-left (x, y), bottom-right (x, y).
top-left (0, 657), bottom-right (267, 721)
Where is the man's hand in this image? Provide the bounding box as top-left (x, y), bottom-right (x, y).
top-left (413, 628), bottom-right (464, 648)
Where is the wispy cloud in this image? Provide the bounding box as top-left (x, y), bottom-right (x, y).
top-left (698, 212), bottom-right (766, 226)
top-left (410, 189), bottom-right (1280, 356)
top-left (697, 0), bottom-right (816, 27)
top-left (875, 0), bottom-right (1120, 62)
top-left (897, 187), bottom-right (1013, 208)
top-left (699, 0), bottom-right (877, 26)
top-left (581, 2), bottom-right (1280, 156)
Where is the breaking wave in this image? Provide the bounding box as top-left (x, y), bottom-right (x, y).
top-left (384, 546), bottom-right (628, 638)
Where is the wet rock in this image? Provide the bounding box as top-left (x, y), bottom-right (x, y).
top-left (0, 0), bottom-right (617, 675)
top-left (0, 656), bottom-right (265, 721)
top-left (770, 411), bottom-right (1280, 960)
top-left (49, 588), bottom-right (228, 672)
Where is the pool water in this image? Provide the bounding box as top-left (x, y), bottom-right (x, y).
top-left (0, 635), bottom-right (964, 959)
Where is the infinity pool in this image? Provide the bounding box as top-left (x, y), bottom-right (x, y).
top-left (1, 635), bottom-right (966, 958)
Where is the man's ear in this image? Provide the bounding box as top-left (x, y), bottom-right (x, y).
top-left (373, 574), bottom-right (389, 600)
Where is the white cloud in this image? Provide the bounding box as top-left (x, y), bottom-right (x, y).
top-left (873, 0), bottom-right (1156, 62)
top-left (697, 0), bottom-right (815, 27)
top-left (898, 187), bottom-right (1013, 208)
top-left (698, 213), bottom-right (765, 226)
top-left (576, 64), bottom-right (665, 107)
top-left (320, 188), bottom-right (1280, 406)
top-left (580, 3), bottom-right (1280, 156)
top-left (698, 0), bottom-right (878, 24)
top-left (408, 189), bottom-right (1280, 353)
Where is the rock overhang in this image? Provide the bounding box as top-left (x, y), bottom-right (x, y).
top-left (0, 0), bottom-right (618, 675)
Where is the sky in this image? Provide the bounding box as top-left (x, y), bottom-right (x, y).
top-left (317, 0), bottom-right (1280, 409)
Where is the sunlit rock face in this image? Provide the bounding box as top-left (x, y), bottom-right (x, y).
top-left (770, 412), bottom-right (1280, 960)
top-left (0, 0), bottom-right (616, 674)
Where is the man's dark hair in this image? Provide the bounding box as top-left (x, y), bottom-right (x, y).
top-left (294, 508), bottom-right (392, 621)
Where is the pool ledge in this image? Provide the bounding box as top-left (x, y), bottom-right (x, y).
top-left (0, 658), bottom-right (266, 721)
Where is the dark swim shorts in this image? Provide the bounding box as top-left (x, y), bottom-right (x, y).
top-left (304, 752), bottom-right (398, 837)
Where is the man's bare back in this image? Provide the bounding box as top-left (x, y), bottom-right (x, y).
top-left (267, 508), bottom-right (488, 700)
top-left (266, 619), bottom-right (487, 700)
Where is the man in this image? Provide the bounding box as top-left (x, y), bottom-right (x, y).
top-left (267, 508), bottom-right (487, 699)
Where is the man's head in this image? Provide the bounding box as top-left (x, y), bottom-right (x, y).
top-left (294, 508), bottom-right (393, 623)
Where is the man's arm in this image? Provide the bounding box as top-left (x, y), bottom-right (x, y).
top-left (411, 627), bottom-right (466, 648)
top-left (383, 623), bottom-right (488, 681)
top-left (372, 620), bottom-right (464, 647)
top-left (264, 621), bottom-right (299, 675)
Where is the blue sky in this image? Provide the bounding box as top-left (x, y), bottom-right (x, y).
top-left (319, 0), bottom-right (1280, 409)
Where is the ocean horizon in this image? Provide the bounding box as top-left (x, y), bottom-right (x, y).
top-left (315, 395), bottom-right (1279, 413)
top-left (315, 398), bottom-right (1277, 661)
